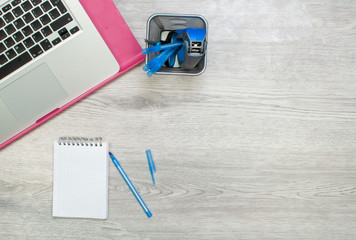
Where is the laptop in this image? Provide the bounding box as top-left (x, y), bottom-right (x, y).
top-left (0, 0), bottom-right (120, 146)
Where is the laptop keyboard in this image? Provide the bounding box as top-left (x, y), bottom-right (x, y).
top-left (0, 0), bottom-right (80, 80)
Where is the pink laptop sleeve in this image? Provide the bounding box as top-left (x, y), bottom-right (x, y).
top-left (0, 0), bottom-right (145, 149)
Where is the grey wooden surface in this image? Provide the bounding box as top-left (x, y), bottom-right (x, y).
top-left (1, 0), bottom-right (356, 239)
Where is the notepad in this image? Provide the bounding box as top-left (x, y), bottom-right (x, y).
top-left (53, 137), bottom-right (108, 219)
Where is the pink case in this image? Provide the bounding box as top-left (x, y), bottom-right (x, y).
top-left (0, 0), bottom-right (145, 149)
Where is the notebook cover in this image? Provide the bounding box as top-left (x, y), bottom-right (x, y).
top-left (0, 0), bottom-right (145, 149)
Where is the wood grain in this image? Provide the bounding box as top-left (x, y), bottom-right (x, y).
top-left (1, 0), bottom-right (356, 239)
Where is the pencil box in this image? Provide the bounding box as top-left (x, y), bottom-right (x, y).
top-left (0, 0), bottom-right (145, 149)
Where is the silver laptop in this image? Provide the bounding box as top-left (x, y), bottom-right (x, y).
top-left (0, 0), bottom-right (120, 145)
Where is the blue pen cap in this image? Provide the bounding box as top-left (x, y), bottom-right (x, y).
top-left (146, 149), bottom-right (156, 185)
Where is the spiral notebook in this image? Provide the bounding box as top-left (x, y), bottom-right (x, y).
top-left (53, 137), bottom-right (109, 219)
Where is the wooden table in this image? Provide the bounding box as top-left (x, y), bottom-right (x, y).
top-left (1, 0), bottom-right (356, 239)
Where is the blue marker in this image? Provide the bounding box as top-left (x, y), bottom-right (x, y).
top-left (109, 152), bottom-right (152, 218)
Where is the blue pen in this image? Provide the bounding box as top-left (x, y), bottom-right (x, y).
top-left (142, 41), bottom-right (183, 54)
top-left (143, 46), bottom-right (177, 72)
top-left (109, 152), bottom-right (152, 218)
top-left (147, 47), bottom-right (178, 77)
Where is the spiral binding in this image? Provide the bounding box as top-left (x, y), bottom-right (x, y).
top-left (58, 137), bottom-right (103, 147)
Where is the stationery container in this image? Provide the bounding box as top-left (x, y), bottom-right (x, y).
top-left (146, 14), bottom-right (208, 76)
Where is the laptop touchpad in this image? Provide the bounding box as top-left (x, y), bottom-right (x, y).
top-left (0, 63), bottom-right (67, 123)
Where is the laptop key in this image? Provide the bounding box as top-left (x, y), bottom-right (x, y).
top-left (13, 18), bottom-right (25, 29)
top-left (31, 20), bottom-right (42, 31)
top-left (0, 52), bottom-right (32, 79)
top-left (29, 44), bottom-right (43, 58)
top-left (41, 26), bottom-right (52, 37)
top-left (40, 39), bottom-right (52, 51)
top-left (58, 27), bottom-right (70, 40)
top-left (40, 14), bottom-right (51, 25)
top-left (14, 42), bottom-right (26, 54)
top-left (4, 37), bottom-right (15, 48)
top-left (0, 30), bottom-right (6, 41)
top-left (12, 6), bottom-right (24, 17)
top-left (23, 12), bottom-right (34, 23)
top-left (52, 37), bottom-right (61, 46)
top-left (0, 43), bottom-right (6, 53)
top-left (52, 0), bottom-right (67, 14)
top-left (5, 48), bottom-right (17, 59)
top-left (0, 18), bottom-right (5, 28)
top-left (61, 31), bottom-right (70, 40)
top-left (32, 7), bottom-right (43, 18)
top-left (21, 1), bottom-right (33, 12)
top-left (4, 24), bottom-right (16, 35)
top-left (41, 2), bottom-right (52, 12)
top-left (50, 13), bottom-right (72, 31)
top-left (70, 26), bottom-right (79, 35)
top-left (32, 31), bottom-right (43, 42)
top-left (0, 54), bottom-right (7, 65)
top-left (58, 27), bottom-right (67, 36)
top-left (23, 37), bottom-right (35, 48)
top-left (13, 31), bottom-right (24, 42)
top-left (2, 4), bottom-right (12, 13)
top-left (49, 8), bottom-right (59, 19)
top-left (11, 0), bottom-right (22, 7)
top-left (4, 12), bottom-right (15, 23)
top-left (31, 0), bottom-right (42, 6)
top-left (22, 25), bottom-right (33, 36)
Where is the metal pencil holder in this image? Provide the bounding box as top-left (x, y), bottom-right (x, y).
top-left (146, 13), bottom-right (208, 76)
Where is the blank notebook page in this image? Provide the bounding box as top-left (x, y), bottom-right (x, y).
top-left (53, 141), bottom-right (108, 219)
